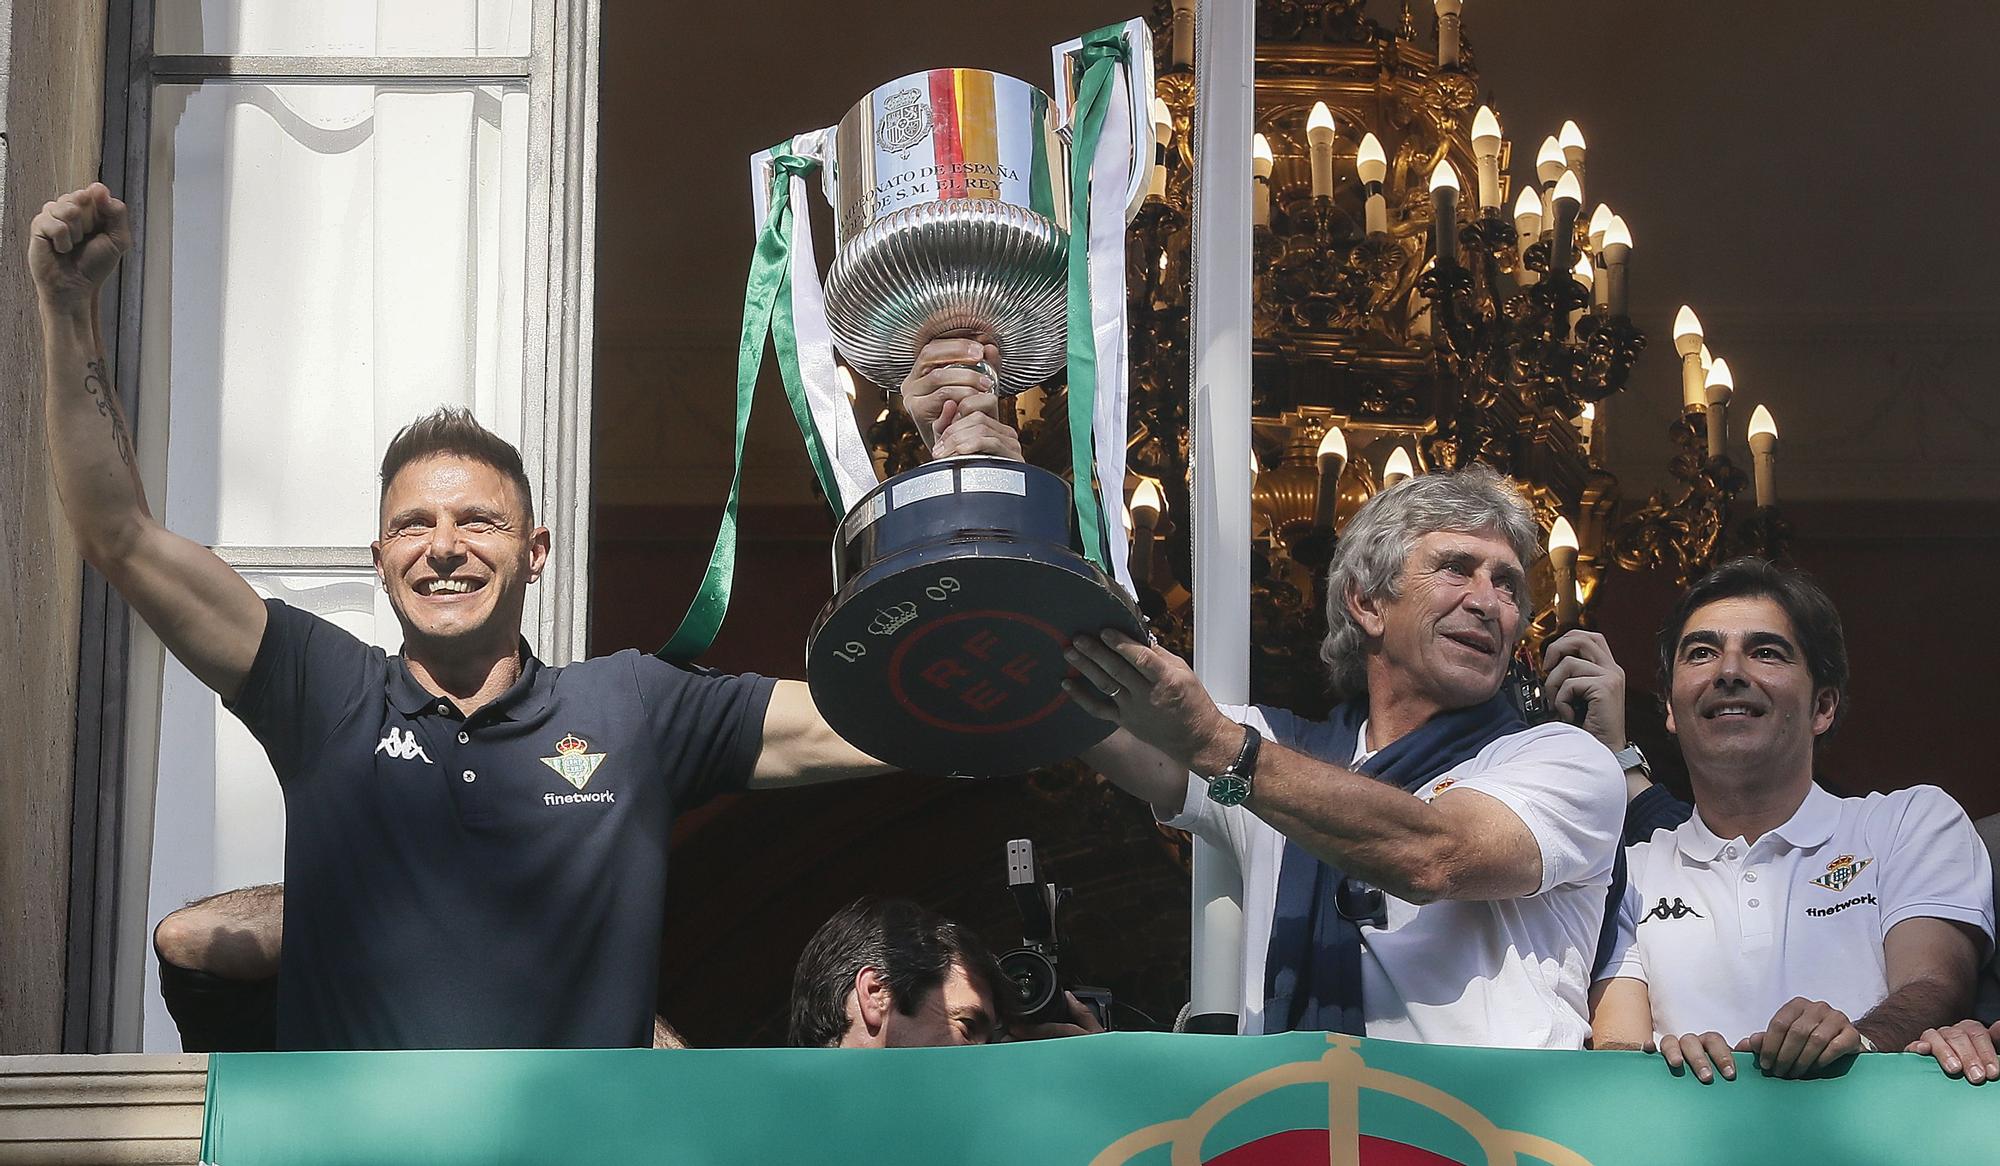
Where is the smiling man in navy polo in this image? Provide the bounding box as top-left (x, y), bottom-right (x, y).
top-left (30, 183), bottom-right (1020, 1050)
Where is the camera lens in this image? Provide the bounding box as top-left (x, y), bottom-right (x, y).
top-left (997, 948), bottom-right (1057, 1018)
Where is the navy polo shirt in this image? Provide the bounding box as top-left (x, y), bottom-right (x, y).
top-left (226, 598), bottom-right (776, 1050)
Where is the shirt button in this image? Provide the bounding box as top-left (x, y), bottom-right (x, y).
top-left (1744, 871), bottom-right (1758, 883)
top-left (1748, 898), bottom-right (1760, 908)
top-left (437, 703), bottom-right (451, 715)
top-left (462, 770), bottom-right (476, 783)
top-left (1724, 846), bottom-right (1738, 858)
top-left (458, 731), bottom-right (470, 744)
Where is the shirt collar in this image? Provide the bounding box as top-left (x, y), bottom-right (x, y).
top-left (1766, 782), bottom-right (1841, 850)
top-left (1676, 781), bottom-right (1839, 861)
top-left (390, 639), bottom-right (550, 721)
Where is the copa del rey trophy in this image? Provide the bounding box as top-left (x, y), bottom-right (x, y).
top-left (810, 20), bottom-right (1159, 776)
top-left (659, 20), bottom-right (1157, 775)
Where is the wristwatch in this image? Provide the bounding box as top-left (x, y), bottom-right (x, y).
top-left (1205, 723), bottom-right (1261, 806)
top-left (1611, 742), bottom-right (1651, 779)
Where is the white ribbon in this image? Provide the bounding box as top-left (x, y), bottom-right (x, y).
top-left (749, 130), bottom-right (879, 514)
top-left (1087, 70), bottom-right (1137, 599)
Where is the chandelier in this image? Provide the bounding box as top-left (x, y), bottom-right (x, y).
top-left (860, 0), bottom-right (1790, 715)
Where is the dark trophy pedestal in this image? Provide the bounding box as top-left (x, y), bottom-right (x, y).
top-left (807, 456), bottom-right (1143, 776)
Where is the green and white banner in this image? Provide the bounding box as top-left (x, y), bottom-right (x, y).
top-left (200, 1032), bottom-right (1987, 1164)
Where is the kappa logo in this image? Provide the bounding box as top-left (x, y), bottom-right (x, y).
top-left (1428, 778), bottom-right (1456, 797)
top-left (540, 733), bottom-right (607, 790)
top-left (374, 726), bottom-right (432, 764)
top-left (1809, 853), bottom-right (1873, 893)
top-left (1639, 896), bottom-right (1705, 924)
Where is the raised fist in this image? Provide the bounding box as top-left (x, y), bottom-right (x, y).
top-left (30, 183), bottom-right (132, 306)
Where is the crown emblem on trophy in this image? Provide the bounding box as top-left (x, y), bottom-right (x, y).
top-left (867, 602), bottom-right (921, 637)
top-left (873, 88), bottom-right (931, 158)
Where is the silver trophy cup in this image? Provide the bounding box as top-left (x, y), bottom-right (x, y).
top-left (806, 23), bottom-right (1155, 776)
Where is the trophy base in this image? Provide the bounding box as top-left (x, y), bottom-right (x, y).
top-left (806, 458), bottom-right (1143, 777)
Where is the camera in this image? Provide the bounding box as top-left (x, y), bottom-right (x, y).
top-left (1503, 647), bottom-right (1558, 726)
top-left (995, 839), bottom-right (1113, 1029)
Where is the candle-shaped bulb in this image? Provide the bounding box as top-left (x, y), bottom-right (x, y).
top-left (1548, 516), bottom-right (1579, 555)
top-left (1356, 133), bottom-right (1387, 184)
top-left (1251, 132), bottom-right (1275, 227)
top-left (1552, 169), bottom-right (1581, 209)
top-left (1572, 254), bottom-right (1594, 286)
top-left (1705, 356), bottom-right (1734, 396)
top-left (1471, 106), bottom-right (1503, 156)
top-left (1307, 102), bottom-right (1338, 198)
top-left (1747, 405), bottom-right (1779, 507)
top-left (1151, 96), bottom-right (1174, 145)
top-left (1383, 446), bottom-right (1415, 487)
top-left (1672, 305), bottom-right (1703, 352)
top-left (1512, 185), bottom-right (1541, 230)
top-left (1130, 477), bottom-right (1164, 524)
top-left (1604, 215), bottom-right (1632, 252)
top-left (1535, 135), bottom-right (1565, 185)
top-left (1699, 343), bottom-right (1712, 370)
top-left (1587, 202), bottom-right (1613, 245)
top-left (1317, 424), bottom-right (1348, 466)
top-left (1313, 427), bottom-right (1348, 530)
top-left (1559, 119), bottom-right (1586, 159)
top-left (1428, 157), bottom-right (1459, 193)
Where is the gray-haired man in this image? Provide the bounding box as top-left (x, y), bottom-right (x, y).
top-left (1068, 465), bottom-right (1625, 1046)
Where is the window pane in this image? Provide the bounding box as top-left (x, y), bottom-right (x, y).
top-left (140, 81), bottom-right (530, 548)
top-left (153, 0), bottom-right (530, 56)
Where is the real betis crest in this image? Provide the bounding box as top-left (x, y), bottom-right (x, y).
top-left (540, 733), bottom-right (607, 790)
top-left (875, 88), bottom-right (931, 159)
top-left (1809, 853), bottom-right (1872, 893)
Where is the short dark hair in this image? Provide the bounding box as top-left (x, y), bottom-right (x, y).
top-left (1657, 557), bottom-right (1849, 737)
top-left (787, 896), bottom-right (1011, 1047)
top-left (378, 407), bottom-right (535, 523)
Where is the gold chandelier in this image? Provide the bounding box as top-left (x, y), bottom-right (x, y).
top-left (862, 0), bottom-right (1791, 713)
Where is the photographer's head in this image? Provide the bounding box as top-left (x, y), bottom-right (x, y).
top-left (788, 896), bottom-right (1010, 1048)
top-left (1320, 464), bottom-right (1541, 713)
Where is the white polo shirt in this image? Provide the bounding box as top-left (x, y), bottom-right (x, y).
top-left (1164, 705), bottom-right (1625, 1048)
top-left (1598, 783), bottom-right (1996, 1040)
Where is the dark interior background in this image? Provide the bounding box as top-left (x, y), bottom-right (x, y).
top-left (587, 1), bottom-right (2000, 1045)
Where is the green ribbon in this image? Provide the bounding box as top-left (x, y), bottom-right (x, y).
top-left (1064, 26), bottom-right (1128, 574)
top-left (661, 141), bottom-right (842, 662)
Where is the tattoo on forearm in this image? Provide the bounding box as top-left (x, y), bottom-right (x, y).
top-left (82, 359), bottom-right (136, 468)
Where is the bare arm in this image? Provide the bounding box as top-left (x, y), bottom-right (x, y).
top-left (1854, 917), bottom-right (1984, 1051)
top-left (748, 680), bottom-right (898, 789)
top-left (1079, 728), bottom-right (1187, 819)
top-left (153, 884), bottom-right (284, 980)
top-left (1588, 976), bottom-right (1653, 1051)
top-left (33, 184), bottom-right (266, 700)
top-left (1064, 631), bottom-right (1543, 904)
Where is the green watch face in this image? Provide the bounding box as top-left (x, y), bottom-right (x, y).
top-left (1207, 773), bottom-right (1252, 806)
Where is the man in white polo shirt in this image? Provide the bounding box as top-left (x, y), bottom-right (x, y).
top-left (1066, 466), bottom-right (1625, 1046)
top-left (1591, 559), bottom-right (1994, 1081)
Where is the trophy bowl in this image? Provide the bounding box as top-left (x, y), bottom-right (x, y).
top-left (823, 69), bottom-right (1070, 397)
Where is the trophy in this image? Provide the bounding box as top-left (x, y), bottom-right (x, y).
top-left (799, 21), bottom-right (1158, 776)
